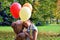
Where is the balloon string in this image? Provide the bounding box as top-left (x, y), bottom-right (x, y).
top-left (30, 29), bottom-right (32, 36)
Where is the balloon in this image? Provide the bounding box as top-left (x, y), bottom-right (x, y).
top-left (10, 2), bottom-right (21, 19)
top-left (23, 3), bottom-right (32, 12)
top-left (19, 7), bottom-right (31, 21)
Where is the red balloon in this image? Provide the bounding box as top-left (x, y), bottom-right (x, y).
top-left (10, 2), bottom-right (21, 19)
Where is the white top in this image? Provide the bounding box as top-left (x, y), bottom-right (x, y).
top-left (26, 24), bottom-right (38, 40)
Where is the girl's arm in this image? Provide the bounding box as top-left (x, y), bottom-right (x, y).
top-left (24, 30), bottom-right (38, 40)
top-left (24, 31), bottom-right (33, 40)
top-left (33, 30), bottom-right (38, 40)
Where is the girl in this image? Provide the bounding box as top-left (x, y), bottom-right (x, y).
top-left (22, 20), bottom-right (38, 40)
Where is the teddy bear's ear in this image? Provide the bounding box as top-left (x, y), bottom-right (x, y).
top-left (11, 22), bottom-right (16, 28)
top-left (11, 22), bottom-right (18, 34)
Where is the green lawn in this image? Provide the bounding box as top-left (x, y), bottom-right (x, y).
top-left (38, 24), bottom-right (60, 33)
top-left (0, 26), bottom-right (13, 32)
top-left (0, 24), bottom-right (60, 40)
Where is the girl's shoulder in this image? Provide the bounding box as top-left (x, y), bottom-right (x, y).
top-left (31, 24), bottom-right (38, 32)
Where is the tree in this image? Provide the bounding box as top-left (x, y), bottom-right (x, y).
top-left (56, 0), bottom-right (60, 24)
top-left (0, 0), bottom-right (58, 25)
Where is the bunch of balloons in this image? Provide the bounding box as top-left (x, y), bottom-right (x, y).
top-left (10, 2), bottom-right (32, 21)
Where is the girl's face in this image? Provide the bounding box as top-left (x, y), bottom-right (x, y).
top-left (23, 21), bottom-right (31, 28)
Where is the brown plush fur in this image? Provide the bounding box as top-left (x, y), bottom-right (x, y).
top-left (11, 20), bottom-right (26, 40)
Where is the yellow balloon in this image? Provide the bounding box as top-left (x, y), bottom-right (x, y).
top-left (19, 7), bottom-right (31, 21)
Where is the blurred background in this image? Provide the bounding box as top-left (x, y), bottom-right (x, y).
top-left (0, 0), bottom-right (60, 26)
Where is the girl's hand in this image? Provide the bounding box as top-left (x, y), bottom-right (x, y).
top-left (24, 31), bottom-right (33, 40)
top-left (18, 32), bottom-right (26, 38)
top-left (23, 31), bottom-right (28, 36)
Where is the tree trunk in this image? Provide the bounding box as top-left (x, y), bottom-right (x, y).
top-left (50, 17), bottom-right (51, 24)
top-left (56, 18), bottom-right (59, 24)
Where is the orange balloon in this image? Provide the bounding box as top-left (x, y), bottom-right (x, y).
top-left (23, 3), bottom-right (32, 12)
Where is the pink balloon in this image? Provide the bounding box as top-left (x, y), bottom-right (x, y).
top-left (10, 2), bottom-right (21, 19)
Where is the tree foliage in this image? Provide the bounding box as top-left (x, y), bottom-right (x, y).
top-left (0, 0), bottom-right (59, 25)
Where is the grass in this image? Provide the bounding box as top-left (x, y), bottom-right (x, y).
top-left (0, 24), bottom-right (60, 40)
top-left (38, 24), bottom-right (60, 33)
top-left (0, 26), bottom-right (13, 32)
